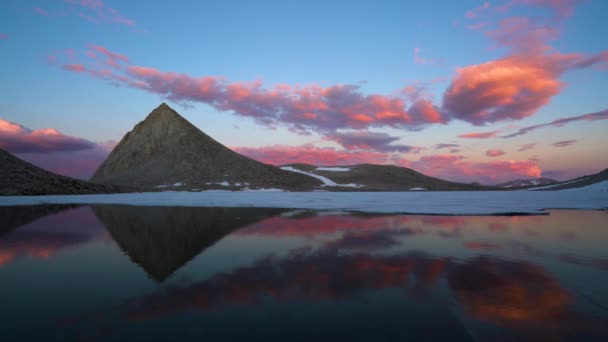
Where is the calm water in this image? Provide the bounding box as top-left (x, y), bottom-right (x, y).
top-left (1, 206), bottom-right (608, 341)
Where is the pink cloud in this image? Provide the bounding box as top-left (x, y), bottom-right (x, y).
top-left (517, 143), bottom-right (537, 151)
top-left (449, 1), bottom-right (608, 125)
top-left (36, 0), bottom-right (136, 26)
top-left (86, 44), bottom-right (129, 69)
top-left (0, 33), bottom-right (8, 40)
top-left (413, 47), bottom-right (442, 66)
top-left (62, 63), bottom-right (86, 72)
top-left (465, 2), bottom-right (491, 19)
top-left (0, 118), bottom-right (96, 153)
top-left (233, 145), bottom-right (396, 166)
top-left (503, 109), bottom-right (608, 138)
top-left (486, 149), bottom-right (506, 157)
top-left (325, 131), bottom-right (424, 153)
top-left (411, 154), bottom-right (541, 184)
top-left (458, 131), bottom-right (499, 139)
top-left (33, 7), bottom-right (49, 16)
top-left (552, 139), bottom-right (576, 147)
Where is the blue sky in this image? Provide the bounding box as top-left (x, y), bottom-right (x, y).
top-left (1, 0), bottom-right (607, 182)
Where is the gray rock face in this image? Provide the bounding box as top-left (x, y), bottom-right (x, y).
top-left (91, 103), bottom-right (321, 190)
top-left (0, 149), bottom-right (123, 196)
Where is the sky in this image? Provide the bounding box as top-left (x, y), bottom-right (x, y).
top-left (1, 0), bottom-right (607, 184)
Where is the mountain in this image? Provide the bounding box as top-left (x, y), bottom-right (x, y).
top-left (94, 205), bottom-right (285, 282)
top-left (279, 163), bottom-right (494, 191)
top-left (91, 103), bottom-right (321, 190)
top-left (0, 149), bottom-right (123, 196)
top-left (496, 177), bottom-right (557, 188)
top-left (526, 168), bottom-right (608, 190)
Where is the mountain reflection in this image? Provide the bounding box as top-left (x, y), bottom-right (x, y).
top-left (0, 204), bottom-right (80, 236)
top-left (0, 206), bottom-right (102, 266)
top-left (93, 205), bottom-right (286, 281)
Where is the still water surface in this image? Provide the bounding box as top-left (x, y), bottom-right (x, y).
top-left (1, 205), bottom-right (607, 341)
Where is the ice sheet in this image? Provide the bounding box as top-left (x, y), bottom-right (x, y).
top-left (2, 181), bottom-right (606, 215)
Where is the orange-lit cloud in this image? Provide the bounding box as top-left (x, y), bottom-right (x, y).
top-left (450, 0), bottom-right (608, 125)
top-left (458, 131), bottom-right (499, 139)
top-left (486, 149), bottom-right (506, 157)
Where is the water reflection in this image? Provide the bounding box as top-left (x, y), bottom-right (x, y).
top-left (0, 205), bottom-right (104, 267)
top-left (94, 205), bottom-right (286, 281)
top-left (0, 205), bottom-right (607, 340)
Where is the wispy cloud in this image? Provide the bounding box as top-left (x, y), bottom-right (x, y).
top-left (434, 143), bottom-right (460, 150)
top-left (517, 143), bottom-right (536, 151)
top-left (34, 0), bottom-right (135, 27)
top-left (552, 140), bottom-right (576, 147)
top-left (502, 109), bottom-right (608, 138)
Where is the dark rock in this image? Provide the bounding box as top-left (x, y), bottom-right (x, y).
top-left (0, 149), bottom-right (126, 195)
top-left (91, 103), bottom-right (321, 190)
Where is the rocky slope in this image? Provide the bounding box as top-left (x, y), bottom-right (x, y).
top-left (0, 149), bottom-right (124, 195)
top-left (280, 163), bottom-right (495, 191)
top-left (496, 177), bottom-right (557, 188)
top-left (91, 103), bottom-right (321, 190)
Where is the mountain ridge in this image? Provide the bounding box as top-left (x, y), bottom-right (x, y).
top-left (0, 148), bottom-right (125, 196)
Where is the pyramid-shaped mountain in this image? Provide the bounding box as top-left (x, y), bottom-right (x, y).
top-left (91, 103), bottom-right (321, 190)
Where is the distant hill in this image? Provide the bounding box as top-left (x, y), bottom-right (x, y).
top-left (279, 163), bottom-right (494, 191)
top-left (0, 149), bottom-right (123, 196)
top-left (526, 168), bottom-right (608, 191)
top-left (91, 103), bottom-right (321, 190)
top-left (496, 177), bottom-right (557, 188)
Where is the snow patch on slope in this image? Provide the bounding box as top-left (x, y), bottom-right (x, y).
top-left (526, 178), bottom-right (586, 190)
top-left (281, 166), bottom-right (362, 188)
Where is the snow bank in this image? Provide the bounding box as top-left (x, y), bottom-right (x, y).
top-left (2, 181), bottom-right (606, 215)
top-left (315, 167), bottom-right (351, 172)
